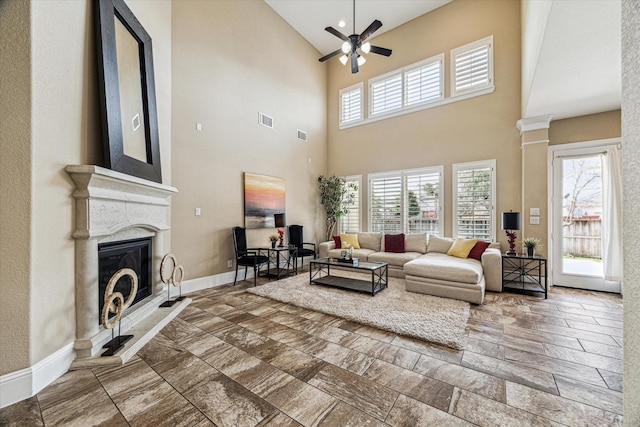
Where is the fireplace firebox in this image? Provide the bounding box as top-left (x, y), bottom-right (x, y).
top-left (98, 237), bottom-right (152, 324)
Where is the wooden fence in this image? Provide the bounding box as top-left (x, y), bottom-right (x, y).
top-left (563, 219), bottom-right (601, 258)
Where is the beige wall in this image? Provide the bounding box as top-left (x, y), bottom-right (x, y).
top-left (0, 0), bottom-right (32, 374)
top-left (549, 110), bottom-right (622, 145)
top-left (171, 0), bottom-right (328, 279)
top-left (327, 0), bottom-right (522, 247)
top-left (0, 0), bottom-right (172, 376)
top-left (622, 0), bottom-right (640, 421)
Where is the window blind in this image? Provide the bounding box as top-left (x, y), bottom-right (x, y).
top-left (454, 163), bottom-right (494, 240)
top-left (339, 177), bottom-right (361, 233)
top-left (405, 171), bottom-right (441, 235)
top-left (340, 85), bottom-right (362, 124)
top-left (405, 60), bottom-right (442, 106)
top-left (370, 175), bottom-right (402, 233)
top-left (452, 36), bottom-right (493, 96)
top-left (370, 74), bottom-right (402, 116)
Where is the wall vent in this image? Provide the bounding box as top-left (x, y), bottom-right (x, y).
top-left (259, 113), bottom-right (273, 129)
top-left (297, 129), bottom-right (308, 142)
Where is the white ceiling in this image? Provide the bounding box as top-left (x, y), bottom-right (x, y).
top-left (264, 0), bottom-right (621, 122)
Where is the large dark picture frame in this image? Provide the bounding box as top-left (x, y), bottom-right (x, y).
top-left (95, 0), bottom-right (162, 183)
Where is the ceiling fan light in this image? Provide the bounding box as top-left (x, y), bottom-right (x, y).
top-left (339, 54), bottom-right (349, 65)
top-left (357, 55), bottom-right (366, 66)
top-left (361, 42), bottom-right (371, 54)
top-left (341, 41), bottom-right (351, 54)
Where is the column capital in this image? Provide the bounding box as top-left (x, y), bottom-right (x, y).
top-left (516, 115), bottom-right (553, 134)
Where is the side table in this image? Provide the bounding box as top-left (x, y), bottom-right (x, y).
top-left (502, 254), bottom-right (548, 299)
top-left (262, 246), bottom-right (297, 280)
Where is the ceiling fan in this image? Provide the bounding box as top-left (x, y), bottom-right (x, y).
top-left (318, 0), bottom-right (392, 74)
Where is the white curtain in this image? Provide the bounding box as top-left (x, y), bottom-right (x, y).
top-left (601, 147), bottom-right (623, 281)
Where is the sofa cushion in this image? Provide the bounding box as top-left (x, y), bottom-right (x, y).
top-left (427, 235), bottom-right (454, 253)
top-left (468, 240), bottom-right (491, 260)
top-left (369, 251), bottom-right (421, 267)
top-left (404, 253), bottom-right (483, 284)
top-left (340, 233), bottom-right (360, 249)
top-left (358, 232), bottom-right (382, 252)
top-left (405, 233), bottom-right (427, 253)
top-left (385, 233), bottom-right (405, 253)
top-left (447, 238), bottom-right (478, 258)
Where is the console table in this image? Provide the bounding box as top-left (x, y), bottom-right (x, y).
top-left (502, 254), bottom-right (548, 298)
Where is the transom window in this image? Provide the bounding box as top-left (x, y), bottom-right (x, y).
top-left (339, 83), bottom-right (363, 125)
top-left (451, 36), bottom-right (493, 97)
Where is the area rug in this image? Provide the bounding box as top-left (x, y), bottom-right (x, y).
top-left (246, 271), bottom-right (470, 350)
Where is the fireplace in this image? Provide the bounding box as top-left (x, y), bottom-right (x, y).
top-left (98, 237), bottom-right (152, 324)
top-left (66, 165), bottom-right (186, 366)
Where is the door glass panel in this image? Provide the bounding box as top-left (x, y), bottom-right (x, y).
top-left (561, 156), bottom-right (603, 277)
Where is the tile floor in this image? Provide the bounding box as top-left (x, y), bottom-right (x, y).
top-left (0, 269), bottom-right (624, 426)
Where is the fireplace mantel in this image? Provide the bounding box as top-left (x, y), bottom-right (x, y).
top-left (66, 165), bottom-right (186, 367)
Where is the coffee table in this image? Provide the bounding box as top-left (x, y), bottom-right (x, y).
top-left (309, 257), bottom-right (388, 296)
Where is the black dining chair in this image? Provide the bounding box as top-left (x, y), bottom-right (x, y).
top-left (288, 225), bottom-right (316, 268)
top-left (232, 226), bottom-right (269, 286)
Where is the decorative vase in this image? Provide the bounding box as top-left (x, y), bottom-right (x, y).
top-left (526, 246), bottom-right (535, 257)
top-left (271, 241), bottom-right (276, 248)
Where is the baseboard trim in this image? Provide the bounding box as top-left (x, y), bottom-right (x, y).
top-left (0, 342), bottom-right (75, 409)
top-left (0, 270), bottom-right (243, 409)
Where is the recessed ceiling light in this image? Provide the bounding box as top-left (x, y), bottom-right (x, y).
top-left (338, 20), bottom-right (346, 28)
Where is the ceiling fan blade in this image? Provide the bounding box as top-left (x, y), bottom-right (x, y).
top-left (351, 53), bottom-right (358, 74)
top-left (319, 49), bottom-right (342, 62)
top-left (325, 26), bottom-right (349, 41)
top-left (360, 20), bottom-right (382, 41)
top-left (369, 45), bottom-right (392, 57)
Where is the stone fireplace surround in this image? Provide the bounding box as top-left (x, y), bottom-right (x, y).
top-left (66, 165), bottom-right (188, 368)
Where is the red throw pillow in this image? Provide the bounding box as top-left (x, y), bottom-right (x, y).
top-left (468, 241), bottom-right (491, 260)
top-left (332, 235), bottom-right (341, 248)
top-left (385, 233), bottom-right (405, 253)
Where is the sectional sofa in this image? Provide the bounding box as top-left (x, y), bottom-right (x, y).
top-left (318, 232), bottom-right (502, 304)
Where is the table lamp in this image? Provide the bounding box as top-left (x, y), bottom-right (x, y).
top-left (274, 213), bottom-right (286, 247)
top-left (502, 211), bottom-right (521, 256)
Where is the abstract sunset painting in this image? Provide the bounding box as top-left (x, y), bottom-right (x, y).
top-left (244, 172), bottom-right (286, 228)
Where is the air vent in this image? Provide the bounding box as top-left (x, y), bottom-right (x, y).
top-left (259, 113), bottom-right (273, 129)
top-left (297, 129), bottom-right (308, 142)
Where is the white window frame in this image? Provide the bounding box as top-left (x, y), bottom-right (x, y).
top-left (369, 54), bottom-right (444, 118)
top-left (368, 166), bottom-right (444, 235)
top-left (339, 82), bottom-right (364, 126)
top-left (450, 35), bottom-right (494, 97)
top-left (339, 175), bottom-right (362, 233)
top-left (452, 159), bottom-right (496, 241)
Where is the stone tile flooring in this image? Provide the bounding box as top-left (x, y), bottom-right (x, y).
top-left (1, 270), bottom-right (624, 426)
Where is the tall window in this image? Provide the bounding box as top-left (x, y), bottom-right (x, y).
top-left (451, 36), bottom-right (493, 97)
top-left (339, 83), bottom-right (363, 125)
top-left (452, 160), bottom-right (496, 240)
top-left (339, 175), bottom-right (361, 233)
top-left (369, 167), bottom-right (443, 234)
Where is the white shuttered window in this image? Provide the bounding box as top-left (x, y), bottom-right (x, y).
top-left (452, 160), bottom-right (496, 241)
top-left (339, 83), bottom-right (363, 125)
top-left (451, 36), bottom-right (493, 96)
top-left (370, 167), bottom-right (443, 234)
top-left (405, 55), bottom-right (444, 106)
top-left (370, 74), bottom-right (402, 116)
top-left (339, 175), bottom-right (361, 233)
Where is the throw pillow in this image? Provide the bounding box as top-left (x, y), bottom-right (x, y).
top-left (385, 233), bottom-right (405, 253)
top-left (468, 240), bottom-right (491, 260)
top-left (447, 238), bottom-right (478, 258)
top-left (427, 235), bottom-right (454, 253)
top-left (332, 235), bottom-right (341, 249)
top-left (340, 233), bottom-right (361, 249)
top-left (405, 233), bottom-right (427, 253)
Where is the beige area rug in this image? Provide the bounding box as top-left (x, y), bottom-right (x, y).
top-left (247, 271), bottom-right (470, 350)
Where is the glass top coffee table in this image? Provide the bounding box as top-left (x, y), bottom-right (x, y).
top-left (309, 257), bottom-right (388, 296)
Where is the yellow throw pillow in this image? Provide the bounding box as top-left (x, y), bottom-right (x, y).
top-left (340, 233), bottom-right (360, 249)
top-left (447, 238), bottom-right (478, 258)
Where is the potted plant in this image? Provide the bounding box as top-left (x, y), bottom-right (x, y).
top-left (318, 175), bottom-right (358, 241)
top-left (269, 235), bottom-right (279, 248)
top-left (522, 237), bottom-right (541, 257)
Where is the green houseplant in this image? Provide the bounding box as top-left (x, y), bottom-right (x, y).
top-left (522, 237), bottom-right (541, 257)
top-left (318, 175), bottom-right (358, 241)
